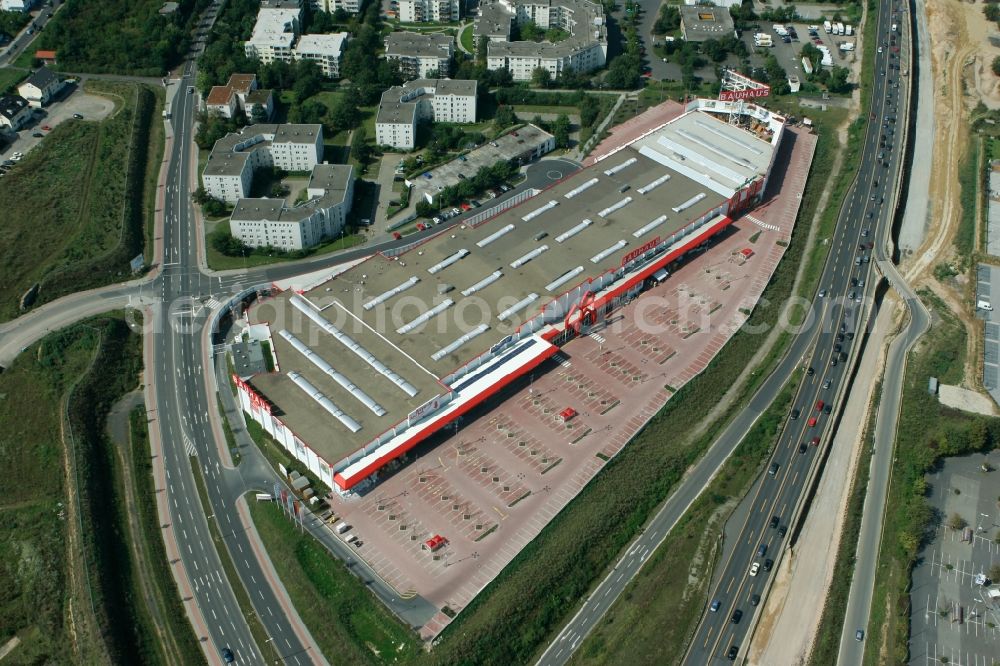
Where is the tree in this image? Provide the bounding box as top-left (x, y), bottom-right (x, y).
top-left (289, 98), bottom-right (328, 125)
top-left (993, 56), bottom-right (1000, 78)
top-left (329, 96), bottom-right (361, 132)
top-left (653, 6), bottom-right (680, 34)
top-left (552, 113), bottom-right (571, 148)
top-left (250, 103), bottom-right (270, 124)
top-left (605, 53), bottom-right (641, 89)
top-left (494, 104), bottom-right (517, 129)
top-left (800, 43), bottom-right (822, 69)
top-left (827, 66), bottom-right (851, 93)
top-left (532, 67), bottom-right (552, 88)
top-left (351, 127), bottom-right (373, 169)
top-left (293, 59), bottom-right (324, 102)
top-left (476, 35), bottom-right (489, 64)
top-left (947, 513), bottom-right (968, 530)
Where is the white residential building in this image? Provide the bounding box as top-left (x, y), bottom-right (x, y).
top-left (0, 94), bottom-right (30, 130)
top-left (16, 66), bottom-right (63, 107)
top-left (397, 0), bottom-right (461, 23)
top-left (244, 7), bottom-right (300, 65)
top-left (384, 32), bottom-right (454, 79)
top-left (311, 0), bottom-right (362, 13)
top-left (376, 79), bottom-right (477, 149)
top-left (293, 33), bottom-right (349, 77)
top-left (230, 164), bottom-right (355, 251)
top-left (0, 0), bottom-right (34, 12)
top-left (475, 0), bottom-right (607, 81)
top-left (202, 124), bottom-right (324, 204)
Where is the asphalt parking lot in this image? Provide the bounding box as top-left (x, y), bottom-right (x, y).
top-left (976, 264), bottom-right (1000, 407)
top-left (743, 22), bottom-right (858, 83)
top-left (909, 452), bottom-right (1000, 666)
top-left (0, 84), bottom-right (116, 163)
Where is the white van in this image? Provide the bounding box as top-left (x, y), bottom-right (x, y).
top-left (335, 521), bottom-right (350, 534)
top-left (977, 300), bottom-right (994, 312)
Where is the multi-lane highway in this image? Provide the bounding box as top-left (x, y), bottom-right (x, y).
top-left (684, 1), bottom-right (911, 662)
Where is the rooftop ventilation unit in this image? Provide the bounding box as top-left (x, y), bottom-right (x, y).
top-left (462, 270), bottom-right (503, 296)
top-left (477, 224), bottom-right (515, 248)
top-left (287, 372), bottom-right (362, 433)
top-left (279, 330), bottom-right (386, 416)
top-left (363, 276), bottom-right (420, 310)
top-left (545, 266), bottom-right (584, 292)
top-left (290, 295), bottom-right (418, 396)
top-left (633, 215), bottom-right (669, 238)
top-left (497, 293), bottom-right (539, 321)
top-left (591, 240), bottom-right (628, 264)
top-left (432, 324), bottom-right (491, 361)
top-left (510, 245), bottom-right (549, 268)
top-left (564, 177), bottom-right (599, 199)
top-left (603, 157), bottom-right (637, 176)
top-left (397, 299), bottom-right (454, 334)
top-left (555, 219), bottom-right (592, 243)
top-left (428, 249), bottom-right (469, 274)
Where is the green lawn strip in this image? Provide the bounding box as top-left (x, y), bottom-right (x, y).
top-left (189, 457), bottom-right (274, 655)
top-left (0, 66), bottom-right (27, 94)
top-left (459, 23), bottom-right (475, 52)
top-left (956, 134), bottom-right (979, 260)
top-left (863, 290), bottom-right (998, 664)
top-left (511, 104), bottom-right (579, 117)
top-left (247, 500), bottom-right (421, 665)
top-left (143, 86), bottom-right (167, 264)
top-left (0, 80), bottom-right (158, 321)
top-left (128, 407), bottom-right (206, 665)
top-left (570, 377), bottom-right (798, 665)
top-left (808, 381), bottom-right (880, 665)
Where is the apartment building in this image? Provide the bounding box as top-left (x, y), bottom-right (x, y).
top-left (310, 0), bottom-right (362, 13)
top-left (397, 0), bottom-right (461, 23)
top-left (202, 124), bottom-right (324, 203)
top-left (384, 32), bottom-right (454, 80)
top-left (375, 78), bottom-right (477, 149)
top-left (293, 33), bottom-right (349, 77)
top-left (230, 164), bottom-right (355, 251)
top-left (475, 0), bottom-right (607, 81)
top-left (244, 6), bottom-right (300, 65)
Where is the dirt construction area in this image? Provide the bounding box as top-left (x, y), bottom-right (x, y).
top-left (318, 125), bottom-right (817, 640)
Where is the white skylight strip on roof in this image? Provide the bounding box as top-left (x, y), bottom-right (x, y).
top-left (564, 177), bottom-right (599, 199)
top-left (633, 215), bottom-right (669, 238)
top-left (497, 293), bottom-right (539, 321)
top-left (591, 240), bottom-right (628, 264)
top-left (290, 295), bottom-right (418, 397)
top-left (603, 157), bottom-right (637, 176)
top-left (694, 118), bottom-right (765, 155)
top-left (279, 330), bottom-right (387, 416)
top-left (675, 128), bottom-right (755, 170)
top-left (598, 197), bottom-right (632, 218)
top-left (555, 219), bottom-right (592, 243)
top-left (673, 192), bottom-right (707, 213)
top-left (427, 249), bottom-right (470, 274)
top-left (656, 135), bottom-right (745, 185)
top-left (477, 224), bottom-right (515, 248)
top-left (545, 266), bottom-right (584, 292)
top-left (522, 200), bottom-right (559, 222)
top-left (397, 299), bottom-right (454, 334)
top-left (637, 174), bottom-right (671, 195)
top-left (287, 372), bottom-right (362, 433)
top-left (636, 145), bottom-right (736, 198)
top-left (431, 324), bottom-right (491, 361)
top-left (461, 270), bottom-right (503, 296)
top-left (363, 276), bottom-right (420, 310)
top-left (510, 245), bottom-right (549, 268)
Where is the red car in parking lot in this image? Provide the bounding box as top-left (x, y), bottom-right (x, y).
top-left (41, 125), bottom-right (51, 131)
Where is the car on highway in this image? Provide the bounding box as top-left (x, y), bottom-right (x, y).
top-left (710, 599), bottom-right (721, 612)
top-left (778, 525), bottom-right (787, 538)
top-left (823, 379), bottom-right (831, 389)
top-left (790, 408), bottom-right (800, 420)
top-left (856, 629), bottom-right (865, 641)
top-left (799, 442), bottom-right (808, 454)
top-left (823, 403), bottom-right (833, 415)
top-left (770, 515), bottom-right (779, 528)
top-left (806, 366), bottom-right (814, 376)
top-left (763, 558), bottom-right (774, 572)
top-left (728, 645), bottom-right (739, 660)
top-left (811, 436), bottom-right (820, 446)
top-left (730, 609), bottom-right (743, 624)
top-left (808, 416), bottom-right (818, 427)
top-left (768, 462), bottom-right (779, 476)
top-left (757, 543), bottom-right (767, 557)
top-left (750, 594), bottom-right (761, 606)
top-left (815, 400), bottom-right (825, 411)
top-left (749, 562), bottom-right (760, 577)
top-left (222, 647), bottom-right (235, 663)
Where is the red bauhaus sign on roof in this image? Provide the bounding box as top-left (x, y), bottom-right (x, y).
top-left (719, 86), bottom-right (771, 102)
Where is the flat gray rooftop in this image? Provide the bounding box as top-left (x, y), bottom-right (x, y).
top-left (679, 5), bottom-right (736, 42)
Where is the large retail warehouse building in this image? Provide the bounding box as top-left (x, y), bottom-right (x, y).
top-left (235, 99), bottom-right (786, 495)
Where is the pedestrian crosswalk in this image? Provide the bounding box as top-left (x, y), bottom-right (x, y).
top-left (552, 352), bottom-right (572, 368)
top-left (588, 332), bottom-right (606, 344)
top-left (746, 215), bottom-right (779, 231)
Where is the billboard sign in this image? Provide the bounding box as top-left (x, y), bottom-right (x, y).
top-left (621, 236), bottom-right (661, 267)
top-left (408, 394), bottom-right (444, 426)
top-left (719, 86), bottom-right (771, 101)
top-left (233, 373), bottom-right (272, 415)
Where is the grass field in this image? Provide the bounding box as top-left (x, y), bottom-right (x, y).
top-left (459, 23), bottom-right (475, 53)
top-left (0, 80), bottom-right (161, 322)
top-left (0, 65), bottom-right (26, 94)
top-left (511, 104), bottom-right (579, 117)
top-left (249, 500), bottom-right (421, 665)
